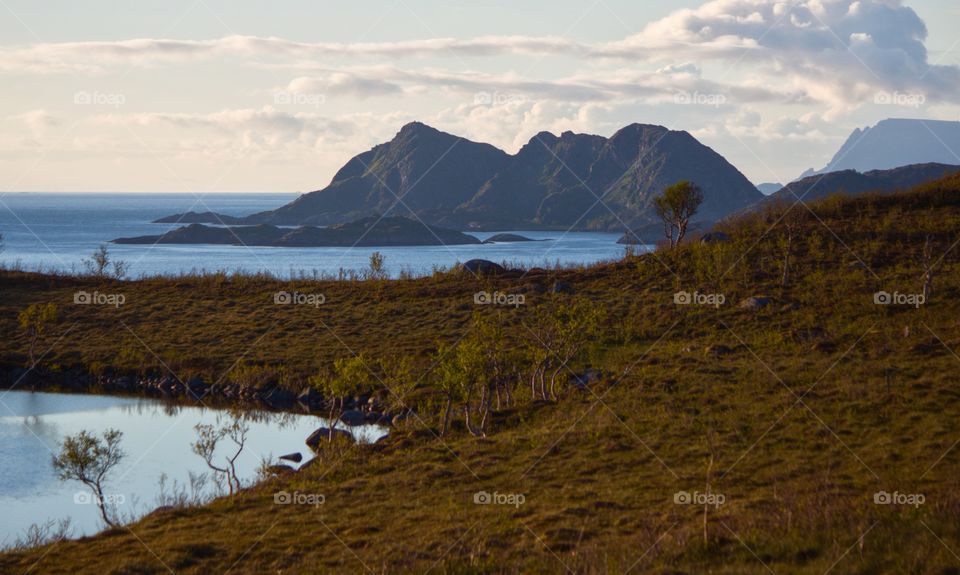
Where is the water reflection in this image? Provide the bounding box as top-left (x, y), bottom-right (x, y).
top-left (0, 390), bottom-right (387, 546)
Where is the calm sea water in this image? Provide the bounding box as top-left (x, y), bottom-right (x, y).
top-left (0, 390), bottom-right (384, 545)
top-left (0, 193), bottom-right (627, 278)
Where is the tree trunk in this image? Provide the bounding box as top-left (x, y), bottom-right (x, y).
top-left (92, 483), bottom-right (116, 527)
top-left (440, 396), bottom-right (453, 436)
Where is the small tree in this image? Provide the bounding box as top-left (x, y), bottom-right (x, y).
top-left (547, 299), bottom-right (606, 400)
top-left (454, 337), bottom-right (487, 437)
top-left (52, 429), bottom-right (125, 528)
top-left (83, 245), bottom-right (128, 280)
top-left (433, 343), bottom-right (462, 437)
top-left (379, 355), bottom-right (415, 415)
top-left (18, 302), bottom-right (59, 367)
top-left (368, 251), bottom-right (387, 280)
top-left (191, 416), bottom-right (249, 496)
top-left (920, 234), bottom-right (945, 302)
top-left (654, 181), bottom-right (704, 248)
top-left (310, 355), bottom-right (371, 441)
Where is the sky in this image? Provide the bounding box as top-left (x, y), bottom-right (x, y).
top-left (1, 0), bottom-right (959, 192)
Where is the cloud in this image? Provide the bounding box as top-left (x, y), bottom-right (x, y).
top-left (0, 35), bottom-right (588, 74)
top-left (600, 0), bottom-right (960, 110)
top-left (3, 1), bottom-right (955, 110)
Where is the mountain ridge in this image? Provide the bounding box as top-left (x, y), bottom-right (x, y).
top-left (155, 121), bottom-right (763, 232)
top-left (802, 118), bottom-right (960, 178)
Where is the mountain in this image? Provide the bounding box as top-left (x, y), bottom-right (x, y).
top-left (114, 216), bottom-right (481, 247)
top-left (804, 119), bottom-right (960, 177)
top-left (756, 183), bottom-right (783, 195)
top-left (156, 122), bottom-right (763, 232)
top-left (751, 163), bottom-right (960, 210)
top-left (456, 124), bottom-right (761, 229)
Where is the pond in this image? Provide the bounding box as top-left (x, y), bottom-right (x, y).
top-left (0, 390), bottom-right (386, 546)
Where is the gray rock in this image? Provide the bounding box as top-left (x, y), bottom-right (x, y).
top-left (705, 345), bottom-right (734, 356)
top-left (279, 452), bottom-right (303, 463)
top-left (306, 427), bottom-right (354, 449)
top-left (740, 296), bottom-right (771, 311)
top-left (186, 377), bottom-right (208, 399)
top-left (462, 259), bottom-right (506, 275)
top-left (340, 410), bottom-right (367, 427)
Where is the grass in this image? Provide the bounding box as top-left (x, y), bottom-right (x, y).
top-left (4, 175), bottom-right (960, 572)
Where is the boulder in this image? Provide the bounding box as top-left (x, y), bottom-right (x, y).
top-left (261, 387), bottom-right (296, 408)
top-left (306, 427), bottom-right (354, 449)
top-left (186, 377), bottom-right (208, 399)
top-left (740, 296), bottom-right (771, 311)
top-left (705, 345), bottom-right (734, 356)
top-left (340, 410), bottom-right (367, 427)
top-left (551, 281), bottom-right (573, 294)
top-left (462, 259), bottom-right (506, 275)
top-left (279, 452), bottom-right (303, 463)
top-left (574, 368), bottom-right (603, 387)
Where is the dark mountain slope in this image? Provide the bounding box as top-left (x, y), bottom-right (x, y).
top-left (157, 122), bottom-right (763, 231)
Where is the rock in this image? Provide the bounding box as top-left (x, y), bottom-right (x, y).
top-left (261, 387), bottom-right (296, 408)
top-left (279, 452), bottom-right (303, 463)
top-left (705, 345), bottom-right (734, 356)
top-left (792, 327), bottom-right (828, 343)
top-left (700, 232), bottom-right (730, 244)
top-left (306, 427), bottom-right (354, 449)
top-left (551, 281), bottom-right (573, 294)
top-left (812, 341), bottom-right (838, 353)
top-left (186, 377), bottom-right (208, 399)
top-left (462, 259), bottom-right (506, 275)
top-left (574, 368), bottom-right (602, 387)
top-left (297, 386), bottom-right (322, 406)
top-left (265, 464), bottom-right (296, 475)
top-left (340, 410), bottom-right (367, 427)
top-left (740, 296), bottom-right (771, 311)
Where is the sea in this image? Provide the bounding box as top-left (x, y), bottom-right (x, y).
top-left (0, 193), bottom-right (629, 279)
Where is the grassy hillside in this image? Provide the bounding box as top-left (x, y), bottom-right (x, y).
top-left (4, 175), bottom-right (960, 573)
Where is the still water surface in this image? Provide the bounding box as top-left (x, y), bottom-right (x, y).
top-left (0, 390), bottom-right (383, 545)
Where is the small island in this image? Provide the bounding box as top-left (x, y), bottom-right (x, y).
top-left (114, 216), bottom-right (482, 247)
top-left (481, 233), bottom-right (543, 244)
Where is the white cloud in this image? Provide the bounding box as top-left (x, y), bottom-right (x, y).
top-left (599, 0), bottom-right (960, 110)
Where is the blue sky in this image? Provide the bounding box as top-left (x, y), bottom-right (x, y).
top-left (2, 0), bottom-right (959, 192)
